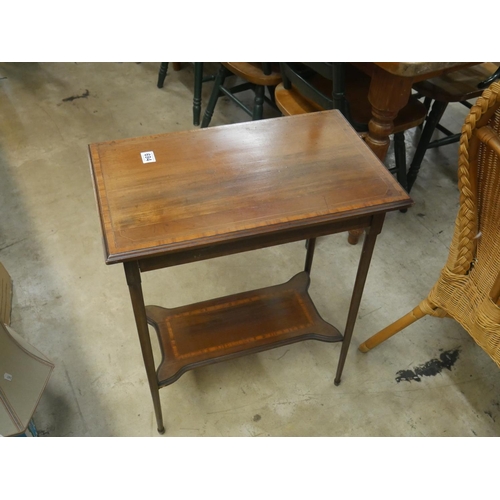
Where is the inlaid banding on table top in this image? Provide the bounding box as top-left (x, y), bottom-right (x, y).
top-left (89, 110), bottom-right (412, 262)
top-left (114, 191), bottom-right (330, 245)
top-left (109, 164), bottom-right (395, 248)
top-left (145, 272), bottom-right (343, 385)
top-left (164, 290), bottom-right (313, 360)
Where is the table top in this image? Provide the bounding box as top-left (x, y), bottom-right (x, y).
top-left (89, 110), bottom-right (412, 265)
top-left (374, 62), bottom-right (478, 78)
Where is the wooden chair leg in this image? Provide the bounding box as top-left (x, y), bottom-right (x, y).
top-left (193, 62), bottom-right (204, 126)
top-left (252, 85), bottom-right (265, 120)
top-left (393, 131), bottom-right (408, 192)
top-left (201, 65), bottom-right (228, 128)
top-left (358, 305), bottom-right (427, 353)
top-left (423, 97), bottom-right (432, 112)
top-left (157, 62), bottom-right (168, 89)
top-left (417, 97), bottom-right (431, 130)
top-left (172, 62), bottom-right (182, 71)
top-left (407, 100), bottom-right (448, 192)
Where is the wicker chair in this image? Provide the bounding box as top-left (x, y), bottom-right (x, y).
top-left (358, 81), bottom-right (500, 370)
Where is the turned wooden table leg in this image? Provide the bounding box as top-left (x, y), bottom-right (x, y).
top-left (347, 69), bottom-right (414, 246)
top-left (124, 261), bottom-right (165, 434)
top-left (335, 213), bottom-right (385, 385)
top-left (364, 67), bottom-right (414, 160)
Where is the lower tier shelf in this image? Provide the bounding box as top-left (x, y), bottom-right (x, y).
top-left (146, 271), bottom-right (342, 387)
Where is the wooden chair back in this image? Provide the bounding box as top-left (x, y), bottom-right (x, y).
top-left (278, 62), bottom-right (364, 131)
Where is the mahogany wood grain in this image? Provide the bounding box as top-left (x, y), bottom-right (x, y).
top-left (146, 272), bottom-right (342, 387)
top-left (137, 214), bottom-right (373, 272)
top-left (89, 110), bottom-right (411, 265)
top-left (89, 109), bottom-right (414, 433)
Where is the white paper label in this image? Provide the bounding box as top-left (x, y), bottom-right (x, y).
top-left (4, 373), bottom-right (12, 381)
top-left (140, 151), bottom-right (156, 163)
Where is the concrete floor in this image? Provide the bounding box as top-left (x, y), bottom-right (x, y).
top-left (0, 62), bottom-right (499, 437)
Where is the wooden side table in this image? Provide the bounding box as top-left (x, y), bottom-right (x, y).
top-left (89, 110), bottom-right (412, 434)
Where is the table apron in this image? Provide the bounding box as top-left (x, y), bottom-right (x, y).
top-left (138, 214), bottom-right (375, 272)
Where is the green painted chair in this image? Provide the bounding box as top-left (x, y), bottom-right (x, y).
top-left (157, 62), bottom-right (215, 126)
top-left (200, 63), bottom-right (281, 128)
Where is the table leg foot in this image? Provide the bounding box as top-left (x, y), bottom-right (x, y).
top-left (157, 426), bottom-right (166, 435)
top-left (348, 229), bottom-right (363, 245)
top-left (334, 378), bottom-right (341, 386)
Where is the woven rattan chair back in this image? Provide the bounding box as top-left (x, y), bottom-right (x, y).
top-left (358, 81), bottom-right (500, 368)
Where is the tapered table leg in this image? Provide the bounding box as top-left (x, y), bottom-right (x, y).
top-left (124, 261), bottom-right (165, 434)
top-left (304, 238), bottom-right (316, 275)
top-left (334, 213), bottom-right (385, 385)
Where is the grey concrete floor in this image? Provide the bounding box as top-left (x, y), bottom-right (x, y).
top-left (0, 62), bottom-right (499, 437)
